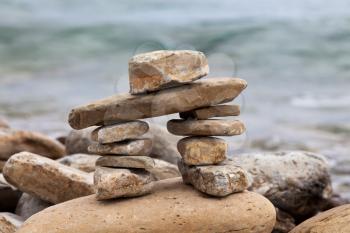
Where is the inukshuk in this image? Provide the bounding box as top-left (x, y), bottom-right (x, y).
top-left (68, 50), bottom-right (248, 200)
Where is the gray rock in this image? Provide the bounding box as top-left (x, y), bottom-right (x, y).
top-left (178, 160), bottom-right (248, 197)
top-left (273, 208), bottom-right (296, 233)
top-left (94, 167), bottom-right (154, 200)
top-left (230, 151), bottom-right (333, 217)
top-left (91, 121), bottom-right (149, 144)
top-left (177, 136), bottom-right (227, 165)
top-left (129, 50), bottom-right (209, 94)
top-left (167, 119), bottom-right (245, 136)
top-left (180, 104), bottom-right (240, 120)
top-left (65, 127), bottom-right (96, 155)
top-left (150, 159), bottom-right (180, 180)
top-left (15, 193), bottom-right (51, 220)
top-left (0, 212), bottom-right (23, 233)
top-left (88, 139), bottom-right (153, 156)
top-left (3, 152), bottom-right (95, 204)
top-left (68, 78), bottom-right (247, 129)
top-left (57, 154), bottom-right (101, 173)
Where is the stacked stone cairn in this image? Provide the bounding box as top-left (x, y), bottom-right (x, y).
top-left (68, 50), bottom-right (249, 200)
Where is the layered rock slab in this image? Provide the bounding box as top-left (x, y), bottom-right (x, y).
top-left (180, 104), bottom-right (240, 120)
top-left (91, 121), bottom-right (149, 144)
top-left (290, 204), bottom-right (350, 233)
top-left (2, 152), bottom-right (95, 204)
top-left (88, 139), bottom-right (152, 156)
top-left (17, 178), bottom-right (276, 233)
top-left (177, 136), bottom-right (227, 165)
top-left (94, 167), bottom-right (154, 200)
top-left (69, 78), bottom-right (247, 129)
top-left (129, 50), bottom-right (209, 94)
top-left (178, 160), bottom-right (248, 197)
top-left (167, 119), bottom-right (245, 136)
top-left (0, 129), bottom-right (65, 160)
top-left (96, 156), bottom-right (155, 169)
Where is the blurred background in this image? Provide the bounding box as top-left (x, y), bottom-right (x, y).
top-left (0, 0), bottom-right (350, 197)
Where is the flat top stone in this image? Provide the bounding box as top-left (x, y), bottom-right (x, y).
top-left (129, 50), bottom-right (209, 94)
top-left (17, 178), bottom-right (276, 233)
top-left (167, 119), bottom-right (245, 136)
top-left (96, 156), bottom-right (155, 169)
top-left (180, 104), bottom-right (240, 120)
top-left (68, 78), bottom-right (247, 130)
top-left (91, 121), bottom-right (149, 144)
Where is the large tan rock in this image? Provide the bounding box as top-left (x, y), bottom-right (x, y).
top-left (178, 160), bottom-right (248, 197)
top-left (65, 127), bottom-right (96, 155)
top-left (231, 151), bottom-right (332, 218)
top-left (57, 154), bottom-right (101, 172)
top-left (180, 104), bottom-right (240, 120)
top-left (94, 167), bottom-right (154, 200)
top-left (177, 136), bottom-right (227, 165)
top-left (15, 193), bottom-right (51, 220)
top-left (17, 178), bottom-right (276, 233)
top-left (88, 139), bottom-right (152, 156)
top-left (2, 152), bottom-right (95, 204)
top-left (0, 129), bottom-right (65, 160)
top-left (92, 120), bottom-right (149, 144)
top-left (167, 119), bottom-right (245, 136)
top-left (129, 50), bottom-right (209, 94)
top-left (69, 78), bottom-right (247, 129)
top-left (290, 204), bottom-right (350, 233)
top-left (0, 212), bottom-right (23, 233)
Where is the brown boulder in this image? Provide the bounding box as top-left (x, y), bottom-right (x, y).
top-left (17, 178), bottom-right (276, 233)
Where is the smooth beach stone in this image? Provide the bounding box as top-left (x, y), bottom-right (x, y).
top-left (57, 154), bottom-right (101, 173)
top-left (167, 119), bottom-right (245, 136)
top-left (230, 151), bottom-right (332, 218)
top-left (0, 212), bottom-right (23, 233)
top-left (65, 127), bottom-right (96, 155)
top-left (68, 78), bottom-right (247, 130)
top-left (290, 204), bottom-right (350, 233)
top-left (94, 167), bottom-right (154, 200)
top-left (177, 137), bottom-right (227, 165)
top-left (17, 178), bottom-right (276, 233)
top-left (0, 129), bottom-right (65, 160)
top-left (129, 50), bottom-right (209, 94)
top-left (150, 159), bottom-right (180, 180)
top-left (88, 139), bottom-right (152, 156)
top-left (145, 124), bottom-right (181, 164)
top-left (15, 193), bottom-right (51, 221)
top-left (0, 174), bottom-right (22, 212)
top-left (96, 156), bottom-right (155, 170)
top-left (2, 152), bottom-right (95, 204)
top-left (91, 121), bottom-right (149, 144)
top-left (178, 160), bottom-right (248, 197)
top-left (180, 104), bottom-right (240, 120)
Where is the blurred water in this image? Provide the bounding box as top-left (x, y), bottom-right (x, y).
top-left (1, 0), bottom-right (350, 196)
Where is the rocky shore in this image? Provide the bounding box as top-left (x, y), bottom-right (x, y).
top-left (0, 50), bottom-right (349, 233)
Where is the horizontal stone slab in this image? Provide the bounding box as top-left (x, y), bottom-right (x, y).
top-left (94, 167), bottom-right (154, 200)
top-left (88, 139), bottom-right (152, 156)
top-left (91, 121), bottom-right (149, 144)
top-left (69, 78), bottom-right (247, 129)
top-left (16, 178), bottom-right (276, 233)
top-left (178, 160), bottom-right (248, 197)
top-left (180, 104), bottom-right (240, 120)
top-left (177, 137), bottom-right (227, 165)
top-left (129, 50), bottom-right (209, 94)
top-left (96, 156), bottom-right (155, 170)
top-left (167, 119), bottom-right (245, 136)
